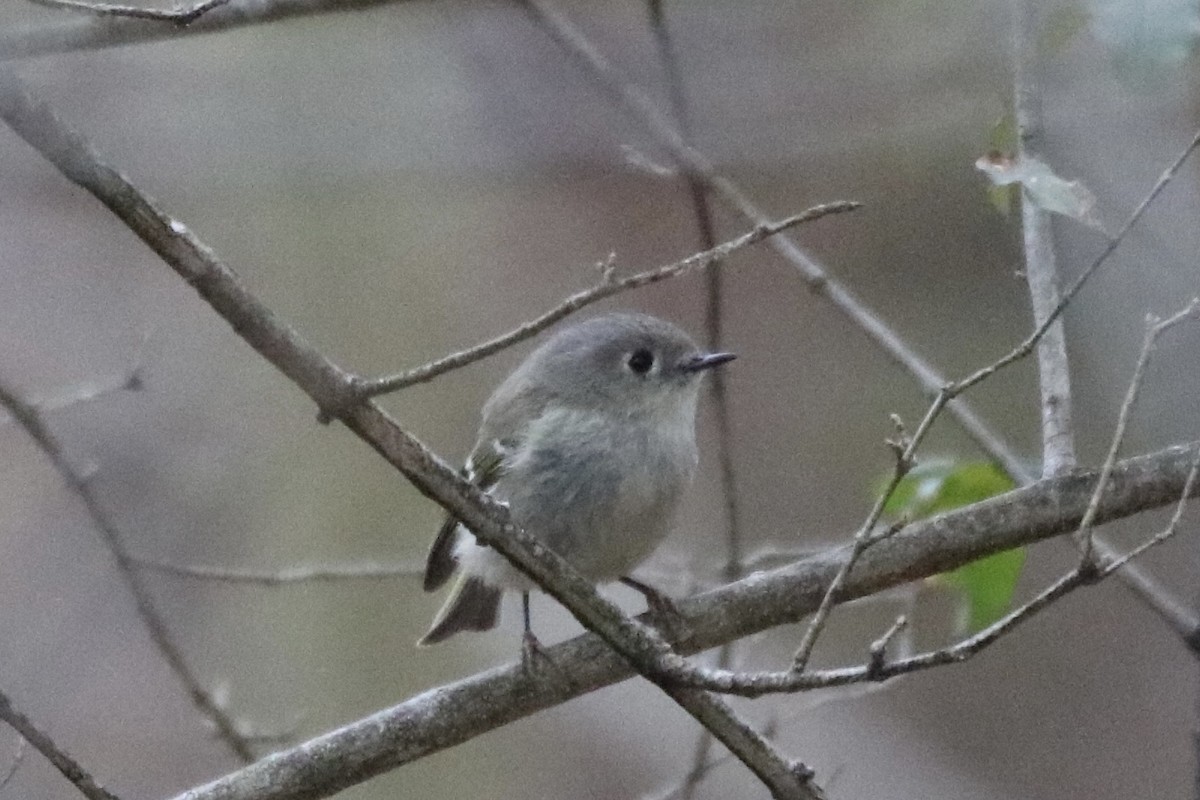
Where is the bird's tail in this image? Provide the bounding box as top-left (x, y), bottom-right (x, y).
top-left (418, 574), bottom-right (502, 646)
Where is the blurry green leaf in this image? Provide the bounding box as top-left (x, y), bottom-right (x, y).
top-left (883, 460), bottom-right (1015, 519)
top-left (882, 461), bottom-right (1022, 632)
top-left (1041, 4), bottom-right (1092, 53)
top-left (934, 548), bottom-right (1027, 632)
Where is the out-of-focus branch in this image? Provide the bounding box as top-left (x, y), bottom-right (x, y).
top-left (1012, 0), bottom-right (1075, 477)
top-left (352, 201), bottom-right (858, 400)
top-left (0, 736), bottom-right (26, 792)
top-left (0, 66), bottom-right (823, 800)
top-left (133, 556), bottom-right (423, 585)
top-left (0, 0), bottom-right (412, 60)
top-left (0, 377), bottom-right (256, 763)
top-left (26, 0), bottom-right (231, 24)
top-left (643, 2), bottom-right (743, 795)
top-left (0, 689), bottom-right (122, 800)
top-left (172, 442), bottom-right (1200, 800)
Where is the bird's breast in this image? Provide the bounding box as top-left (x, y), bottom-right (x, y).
top-left (496, 407), bottom-right (698, 579)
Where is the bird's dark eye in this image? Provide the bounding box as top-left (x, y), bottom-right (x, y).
top-left (627, 348), bottom-right (655, 375)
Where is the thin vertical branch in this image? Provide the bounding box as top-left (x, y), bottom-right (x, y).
top-left (644, 2), bottom-right (745, 796)
top-left (1012, 0), bottom-right (1076, 477)
top-left (0, 379), bottom-right (256, 763)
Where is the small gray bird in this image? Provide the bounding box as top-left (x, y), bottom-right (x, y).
top-left (419, 312), bottom-right (734, 646)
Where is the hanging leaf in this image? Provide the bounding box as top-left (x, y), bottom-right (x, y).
top-left (883, 460), bottom-right (1023, 632)
top-left (975, 151), bottom-right (1104, 231)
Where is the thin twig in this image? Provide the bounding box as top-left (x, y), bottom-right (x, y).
top-left (133, 556), bottom-right (423, 585)
top-left (0, 737), bottom-right (26, 793)
top-left (26, 0), bottom-right (230, 24)
top-left (866, 616), bottom-right (908, 679)
top-left (0, 689), bottom-right (121, 800)
top-left (0, 378), bottom-right (255, 763)
top-left (352, 202), bottom-right (858, 400)
top-left (791, 415), bottom-right (915, 671)
top-left (1077, 299), bottom-right (1200, 562)
top-left (1012, 0), bottom-right (1076, 477)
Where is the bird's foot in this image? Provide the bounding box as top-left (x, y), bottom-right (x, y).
top-left (521, 629), bottom-right (554, 673)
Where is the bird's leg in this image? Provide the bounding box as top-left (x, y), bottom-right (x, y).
top-left (520, 591), bottom-right (551, 670)
top-left (620, 576), bottom-right (691, 642)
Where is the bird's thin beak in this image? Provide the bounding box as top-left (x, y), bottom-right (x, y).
top-left (680, 352), bottom-right (737, 372)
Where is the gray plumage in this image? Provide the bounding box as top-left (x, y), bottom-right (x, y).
top-left (419, 312), bottom-right (734, 646)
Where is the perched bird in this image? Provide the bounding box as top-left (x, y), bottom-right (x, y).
top-left (419, 312), bottom-right (735, 647)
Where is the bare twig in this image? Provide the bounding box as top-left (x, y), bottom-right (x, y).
top-left (1077, 299), bottom-right (1200, 562)
top-left (1012, 0), bottom-right (1076, 477)
top-left (0, 0), bottom-right (414, 60)
top-left (26, 0), bottom-right (231, 24)
top-left (866, 616), bottom-right (908, 679)
top-left (0, 689), bottom-right (121, 800)
top-left (0, 65), bottom-right (823, 800)
top-left (352, 202), bottom-right (858, 400)
top-left (1107, 458), bottom-right (1200, 572)
top-left (0, 736), bottom-right (26, 793)
top-left (133, 556), bottom-right (423, 585)
top-left (0, 377), bottom-right (256, 763)
top-left (792, 415), bottom-right (914, 672)
top-left (171, 443), bottom-right (1200, 800)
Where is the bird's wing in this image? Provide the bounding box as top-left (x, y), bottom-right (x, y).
top-left (421, 437), bottom-right (511, 592)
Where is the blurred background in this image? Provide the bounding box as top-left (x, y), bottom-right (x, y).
top-left (0, 0), bottom-right (1199, 798)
